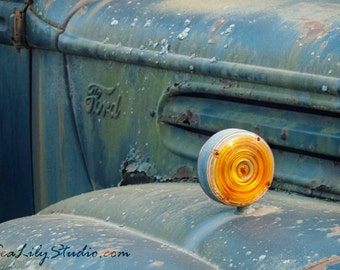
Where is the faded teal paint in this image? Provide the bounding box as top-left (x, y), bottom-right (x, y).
top-left (1, 0), bottom-right (339, 210)
top-left (41, 0), bottom-right (340, 200)
top-left (31, 50), bottom-right (92, 210)
top-left (58, 34), bottom-right (340, 94)
top-left (37, 183), bottom-right (340, 269)
top-left (0, 44), bottom-right (34, 222)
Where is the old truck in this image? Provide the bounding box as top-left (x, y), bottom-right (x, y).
top-left (0, 0), bottom-right (339, 269)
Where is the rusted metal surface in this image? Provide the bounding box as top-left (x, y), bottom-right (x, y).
top-left (33, 183), bottom-right (340, 269)
top-left (305, 256), bottom-right (340, 270)
top-left (1, 0), bottom-right (339, 212)
top-left (157, 80), bottom-right (340, 200)
top-left (0, 1), bottom-right (27, 46)
top-left (54, 0), bottom-right (340, 74)
top-left (11, 7), bottom-right (26, 50)
top-left (159, 86), bottom-right (340, 157)
top-left (0, 0), bottom-right (338, 268)
top-left (24, 0), bottom-right (339, 206)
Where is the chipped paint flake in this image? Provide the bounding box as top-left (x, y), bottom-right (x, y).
top-left (327, 225), bottom-right (340, 238)
top-left (178, 27), bottom-right (191, 40)
top-left (144, 19), bottom-right (152, 28)
top-left (110, 18), bottom-right (118, 26)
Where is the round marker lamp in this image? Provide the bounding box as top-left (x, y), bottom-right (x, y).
top-left (197, 129), bottom-right (274, 207)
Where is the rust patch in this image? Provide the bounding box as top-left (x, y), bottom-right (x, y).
top-left (208, 19), bottom-right (229, 43)
top-left (305, 255), bottom-right (340, 270)
top-left (120, 148), bottom-right (157, 185)
top-left (150, 261), bottom-right (165, 267)
top-left (44, 0), bottom-right (52, 8)
top-left (280, 128), bottom-right (288, 141)
top-left (212, 149), bottom-right (220, 158)
top-left (244, 205), bottom-right (281, 217)
top-left (174, 166), bottom-right (192, 180)
top-left (327, 225), bottom-right (340, 238)
top-left (297, 19), bottom-right (332, 43)
top-left (172, 110), bottom-right (198, 127)
top-left (211, 19), bottom-right (228, 33)
top-left (321, 41), bottom-right (328, 49)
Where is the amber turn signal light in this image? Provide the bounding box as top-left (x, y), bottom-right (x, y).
top-left (197, 129), bottom-right (275, 207)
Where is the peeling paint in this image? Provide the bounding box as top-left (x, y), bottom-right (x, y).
top-left (327, 225), bottom-right (340, 238)
top-left (178, 27), bottom-right (191, 40)
top-left (305, 255), bottom-right (340, 270)
top-left (297, 19), bottom-right (332, 44)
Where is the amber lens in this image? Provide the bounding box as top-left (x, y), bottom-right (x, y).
top-left (206, 131), bottom-right (274, 206)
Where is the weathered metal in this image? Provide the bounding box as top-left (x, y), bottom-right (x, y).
top-left (0, 2), bottom-right (340, 268)
top-left (31, 49), bottom-right (93, 210)
top-left (23, 0), bottom-right (338, 208)
top-left (0, 1), bottom-right (34, 222)
top-left (0, 0), bottom-right (340, 254)
top-left (0, 210), bottom-right (217, 269)
top-left (24, 183), bottom-right (340, 269)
